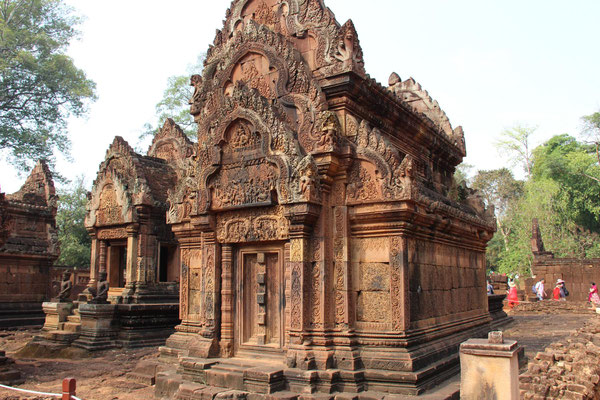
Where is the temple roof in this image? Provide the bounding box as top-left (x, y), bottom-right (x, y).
top-left (6, 160), bottom-right (57, 210)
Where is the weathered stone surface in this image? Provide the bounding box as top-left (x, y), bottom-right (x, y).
top-left (155, 0), bottom-right (496, 397)
top-left (519, 315), bottom-right (600, 399)
top-left (0, 161), bottom-right (58, 328)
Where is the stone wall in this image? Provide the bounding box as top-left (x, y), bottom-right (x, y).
top-left (0, 161), bottom-right (58, 328)
top-left (532, 259), bottom-right (600, 302)
top-left (531, 218), bottom-right (600, 302)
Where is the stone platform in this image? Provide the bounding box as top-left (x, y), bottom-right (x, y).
top-left (0, 350), bottom-right (23, 385)
top-left (151, 357), bottom-right (461, 400)
top-left (0, 302), bottom-right (44, 329)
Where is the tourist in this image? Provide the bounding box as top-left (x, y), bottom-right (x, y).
top-left (535, 279), bottom-right (547, 301)
top-left (552, 281), bottom-right (561, 301)
top-left (589, 282), bottom-right (600, 307)
top-left (558, 279), bottom-right (568, 300)
top-left (507, 280), bottom-right (519, 308)
top-left (487, 279), bottom-right (494, 295)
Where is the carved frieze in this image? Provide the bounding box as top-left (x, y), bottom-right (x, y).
top-left (97, 228), bottom-right (128, 240)
top-left (216, 206), bottom-right (288, 243)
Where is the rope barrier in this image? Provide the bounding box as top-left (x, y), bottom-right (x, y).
top-left (0, 382), bottom-right (82, 400)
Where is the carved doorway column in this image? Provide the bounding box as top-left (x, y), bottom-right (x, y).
top-left (220, 244), bottom-right (234, 357)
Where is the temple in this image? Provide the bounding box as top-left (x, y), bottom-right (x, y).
top-left (0, 161), bottom-right (58, 328)
top-left (38, 120), bottom-right (190, 349)
top-left (146, 0), bottom-right (498, 396)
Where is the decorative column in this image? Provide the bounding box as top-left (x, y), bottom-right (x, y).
top-left (220, 244), bottom-right (233, 356)
top-left (98, 240), bottom-right (107, 275)
top-left (390, 236), bottom-right (410, 332)
top-left (122, 225), bottom-right (139, 302)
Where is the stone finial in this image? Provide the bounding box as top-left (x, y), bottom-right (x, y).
top-left (388, 72), bottom-right (401, 86)
top-left (488, 331), bottom-right (504, 344)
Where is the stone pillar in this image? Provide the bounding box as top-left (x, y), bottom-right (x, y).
top-left (460, 331), bottom-right (521, 400)
top-left (390, 236), bottom-right (410, 332)
top-left (98, 240), bottom-right (107, 275)
top-left (88, 235), bottom-right (99, 287)
top-left (220, 244), bottom-right (233, 357)
top-left (126, 226), bottom-right (138, 286)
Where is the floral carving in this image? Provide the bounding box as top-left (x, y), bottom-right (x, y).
top-left (291, 263), bottom-right (302, 329)
top-left (216, 207), bottom-right (288, 243)
top-left (310, 261), bottom-right (321, 327)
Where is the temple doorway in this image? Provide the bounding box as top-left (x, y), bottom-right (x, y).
top-left (234, 245), bottom-right (284, 356)
top-left (107, 241), bottom-right (126, 288)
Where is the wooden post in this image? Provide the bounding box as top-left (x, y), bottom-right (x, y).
top-left (62, 377), bottom-right (76, 400)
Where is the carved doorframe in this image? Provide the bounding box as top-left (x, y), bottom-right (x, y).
top-left (232, 243), bottom-right (285, 356)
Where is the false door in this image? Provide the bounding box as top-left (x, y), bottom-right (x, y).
top-left (235, 246), bottom-right (284, 354)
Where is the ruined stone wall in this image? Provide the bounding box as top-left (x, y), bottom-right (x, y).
top-left (0, 161), bottom-right (58, 327)
top-left (532, 258), bottom-right (600, 302)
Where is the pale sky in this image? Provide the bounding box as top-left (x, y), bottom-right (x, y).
top-left (2, 0), bottom-right (600, 193)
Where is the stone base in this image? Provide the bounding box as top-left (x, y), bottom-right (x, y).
top-left (41, 301), bottom-right (74, 331)
top-left (0, 302), bottom-right (44, 329)
top-left (0, 351), bottom-right (24, 386)
top-left (488, 294), bottom-right (513, 329)
top-left (115, 303), bottom-right (179, 348)
top-left (72, 303), bottom-right (117, 351)
top-left (153, 357), bottom-right (461, 400)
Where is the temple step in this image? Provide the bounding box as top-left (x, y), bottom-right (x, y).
top-left (42, 330), bottom-right (79, 344)
top-left (200, 359), bottom-right (286, 394)
top-left (63, 322), bottom-right (80, 333)
top-left (66, 314), bottom-right (81, 323)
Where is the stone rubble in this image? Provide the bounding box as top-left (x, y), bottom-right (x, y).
top-left (520, 312), bottom-right (600, 399)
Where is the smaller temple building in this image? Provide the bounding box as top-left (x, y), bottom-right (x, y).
top-left (0, 161), bottom-right (59, 328)
top-left (39, 120), bottom-right (190, 349)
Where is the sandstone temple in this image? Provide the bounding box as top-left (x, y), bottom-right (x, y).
top-left (40, 0), bottom-right (497, 396)
top-left (0, 161), bottom-right (58, 328)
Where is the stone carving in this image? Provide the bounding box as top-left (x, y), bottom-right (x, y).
top-left (332, 20), bottom-right (365, 74)
top-left (390, 236), bottom-right (403, 331)
top-left (53, 272), bottom-right (72, 302)
top-left (310, 261), bottom-right (321, 327)
top-left (180, 248), bottom-right (190, 318)
top-left (388, 75), bottom-right (466, 156)
top-left (97, 228), bottom-right (128, 240)
top-left (216, 207), bottom-right (288, 243)
top-left (290, 262), bottom-right (302, 330)
top-left (89, 272), bottom-right (109, 304)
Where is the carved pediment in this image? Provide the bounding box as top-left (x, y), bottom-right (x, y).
top-left (147, 118), bottom-right (195, 166)
top-left (212, 0), bottom-right (365, 78)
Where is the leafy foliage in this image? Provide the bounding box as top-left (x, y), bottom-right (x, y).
top-left (140, 54), bottom-right (204, 140)
top-left (56, 176), bottom-right (90, 268)
top-left (483, 130), bottom-right (600, 276)
top-left (0, 0), bottom-right (96, 172)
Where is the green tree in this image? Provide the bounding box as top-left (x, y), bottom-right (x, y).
top-left (495, 124), bottom-right (536, 177)
top-left (471, 168), bottom-right (524, 250)
top-left (141, 54), bottom-right (204, 140)
top-left (56, 176), bottom-right (90, 268)
top-left (0, 0), bottom-right (96, 172)
top-left (580, 110), bottom-right (600, 165)
top-left (531, 134), bottom-right (600, 232)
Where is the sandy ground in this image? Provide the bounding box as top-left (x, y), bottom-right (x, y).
top-left (0, 301), bottom-right (595, 400)
top-left (0, 330), bottom-right (157, 400)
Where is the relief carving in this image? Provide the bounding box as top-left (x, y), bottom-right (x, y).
top-left (310, 262), bottom-right (321, 327)
top-left (290, 263), bottom-right (302, 329)
top-left (97, 228), bottom-right (127, 240)
top-left (390, 236), bottom-right (403, 331)
top-left (216, 207), bottom-right (288, 243)
top-left (96, 184), bottom-right (124, 226)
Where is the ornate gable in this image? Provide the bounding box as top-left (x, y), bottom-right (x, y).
top-left (147, 118), bottom-right (195, 166)
top-left (211, 0), bottom-right (365, 77)
top-left (6, 160), bottom-right (57, 209)
top-left (86, 137), bottom-right (177, 228)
